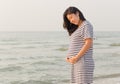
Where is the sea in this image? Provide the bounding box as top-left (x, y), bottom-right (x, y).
top-left (0, 31), bottom-right (120, 84)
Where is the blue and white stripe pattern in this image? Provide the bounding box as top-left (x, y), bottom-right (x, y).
top-left (67, 20), bottom-right (95, 84)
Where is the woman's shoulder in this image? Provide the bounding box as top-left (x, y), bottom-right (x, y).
top-left (77, 20), bottom-right (93, 33)
top-left (82, 20), bottom-right (92, 26)
top-left (81, 20), bottom-right (93, 29)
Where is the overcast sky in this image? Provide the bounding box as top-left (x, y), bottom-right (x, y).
top-left (0, 0), bottom-right (120, 31)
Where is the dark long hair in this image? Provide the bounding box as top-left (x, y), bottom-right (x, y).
top-left (63, 6), bottom-right (86, 36)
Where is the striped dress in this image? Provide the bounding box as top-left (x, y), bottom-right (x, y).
top-left (67, 20), bottom-right (94, 84)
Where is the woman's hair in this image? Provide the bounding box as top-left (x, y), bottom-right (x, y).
top-left (63, 6), bottom-right (86, 36)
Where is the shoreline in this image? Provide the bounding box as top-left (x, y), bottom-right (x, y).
top-left (94, 73), bottom-right (120, 80)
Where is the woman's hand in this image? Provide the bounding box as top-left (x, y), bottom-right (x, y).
top-left (66, 56), bottom-right (79, 64)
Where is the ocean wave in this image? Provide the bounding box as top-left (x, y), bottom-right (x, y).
top-left (14, 46), bottom-right (37, 49)
top-left (29, 41), bottom-right (54, 44)
top-left (94, 43), bottom-right (101, 45)
top-left (1, 39), bottom-right (17, 42)
top-left (11, 80), bottom-right (52, 84)
top-left (0, 48), bottom-right (7, 50)
top-left (0, 42), bottom-right (21, 45)
top-left (0, 66), bottom-right (23, 72)
top-left (110, 43), bottom-right (120, 46)
top-left (94, 73), bottom-right (120, 80)
top-left (5, 58), bottom-right (18, 60)
top-left (55, 47), bottom-right (68, 51)
top-left (31, 61), bottom-right (55, 65)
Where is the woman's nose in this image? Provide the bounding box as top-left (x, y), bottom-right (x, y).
top-left (70, 19), bottom-right (74, 23)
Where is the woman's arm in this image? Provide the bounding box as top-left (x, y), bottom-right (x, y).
top-left (76, 38), bottom-right (92, 59)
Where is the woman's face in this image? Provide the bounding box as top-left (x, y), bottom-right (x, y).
top-left (66, 12), bottom-right (80, 25)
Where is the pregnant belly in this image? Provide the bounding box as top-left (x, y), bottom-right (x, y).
top-left (67, 47), bottom-right (81, 58)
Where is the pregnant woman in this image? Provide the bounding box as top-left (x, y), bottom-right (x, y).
top-left (63, 6), bottom-right (95, 84)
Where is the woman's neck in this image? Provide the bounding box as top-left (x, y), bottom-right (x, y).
top-left (78, 20), bottom-right (83, 27)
